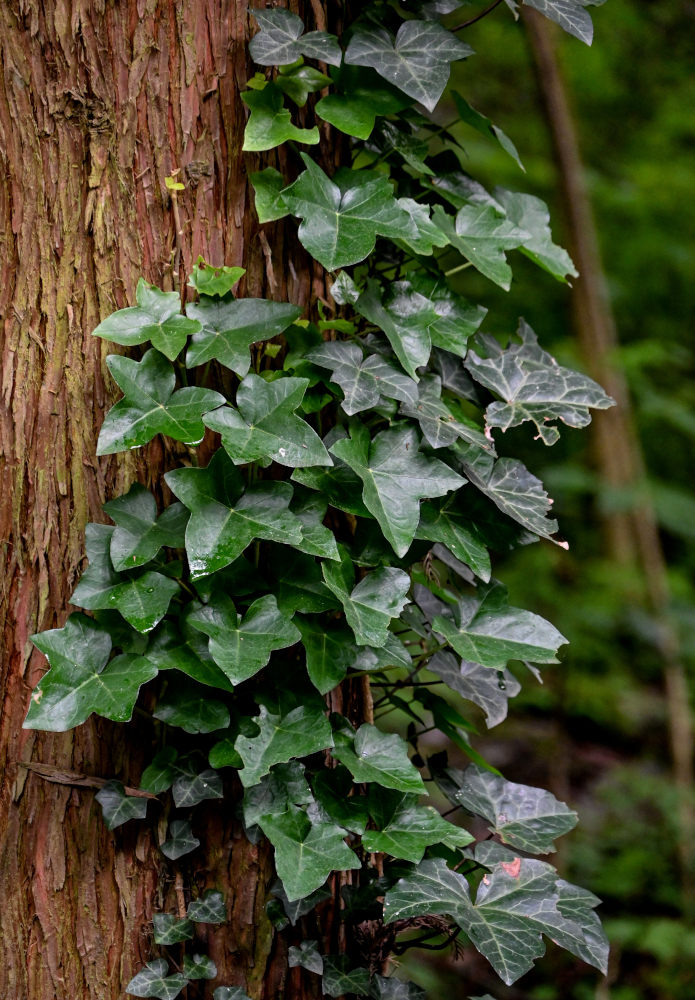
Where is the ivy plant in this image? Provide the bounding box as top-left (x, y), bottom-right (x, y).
top-left (25, 1), bottom-right (613, 996)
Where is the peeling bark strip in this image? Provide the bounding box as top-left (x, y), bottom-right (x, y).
top-left (0, 2), bottom-right (331, 996)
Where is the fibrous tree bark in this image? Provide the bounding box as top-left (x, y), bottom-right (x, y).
top-left (0, 2), bottom-right (339, 996)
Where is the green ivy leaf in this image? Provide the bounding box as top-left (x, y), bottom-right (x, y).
top-left (315, 84), bottom-right (409, 139)
top-left (145, 617), bottom-right (234, 692)
top-left (441, 763), bottom-right (578, 853)
top-left (92, 279), bottom-right (200, 361)
top-left (290, 490), bottom-right (340, 561)
top-left (276, 64), bottom-right (332, 106)
top-left (242, 82), bottom-right (319, 152)
top-left (307, 340), bottom-right (417, 416)
top-left (333, 722), bottom-right (425, 793)
top-left (152, 913), bottom-right (195, 945)
top-left (355, 280), bottom-right (438, 380)
top-left (250, 167), bottom-right (288, 223)
top-left (249, 8), bottom-right (341, 66)
top-left (188, 594), bottom-right (300, 686)
top-left (183, 954), bottom-right (217, 981)
top-left (427, 652), bottom-right (520, 728)
top-left (416, 498), bottom-right (492, 582)
top-left (204, 374), bottom-right (331, 468)
top-left (400, 375), bottom-right (490, 451)
top-left (495, 190), bottom-right (577, 280)
top-left (24, 614), bottom-right (157, 732)
top-left (165, 451), bottom-right (304, 578)
top-left (331, 422), bottom-right (464, 557)
top-left (396, 198), bottom-right (451, 256)
top-left (322, 553), bottom-right (410, 647)
top-left (344, 21), bottom-right (472, 112)
top-left (452, 92), bottom-right (524, 170)
top-left (431, 205), bottom-right (528, 291)
top-left (281, 156), bottom-right (417, 271)
top-left (126, 959), bottom-right (188, 999)
top-left (97, 349), bottom-right (225, 454)
top-left (520, 0), bottom-right (594, 44)
top-left (408, 274), bottom-right (487, 359)
top-left (160, 819), bottom-right (201, 860)
top-left (187, 260), bottom-right (245, 297)
top-left (312, 766), bottom-right (369, 834)
top-left (362, 788), bottom-right (472, 862)
top-left (104, 485), bottom-right (187, 571)
top-left (141, 747), bottom-right (180, 794)
top-left (153, 680), bottom-right (230, 734)
top-left (291, 428), bottom-right (374, 519)
top-left (432, 582), bottom-right (567, 669)
top-left (171, 760), bottom-right (224, 808)
top-left (214, 990), bottom-right (252, 1000)
top-left (371, 976), bottom-right (426, 1000)
top-left (235, 702), bottom-right (334, 787)
top-left (465, 321), bottom-right (613, 445)
top-left (258, 805), bottom-right (360, 902)
top-left (95, 780), bottom-right (149, 830)
top-left (271, 550), bottom-right (340, 615)
top-left (186, 295), bottom-right (301, 375)
top-left (243, 761), bottom-right (312, 828)
top-left (288, 939), bottom-right (324, 975)
top-left (297, 617), bottom-right (356, 694)
top-left (321, 956), bottom-right (371, 998)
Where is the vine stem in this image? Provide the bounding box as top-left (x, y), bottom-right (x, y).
top-left (451, 0), bottom-right (506, 32)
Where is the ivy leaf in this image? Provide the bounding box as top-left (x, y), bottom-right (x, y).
top-left (315, 84), bottom-right (409, 140)
top-left (352, 633), bottom-right (412, 673)
top-left (172, 760), bottom-right (224, 808)
top-left (344, 21), bottom-right (472, 112)
top-left (371, 976), bottom-right (426, 1000)
top-left (416, 498), bottom-right (492, 582)
top-left (554, 878), bottom-right (611, 973)
top-left (396, 198), bottom-right (451, 256)
top-left (291, 428), bottom-right (375, 519)
top-left (444, 764), bottom-right (577, 854)
top-left (249, 8), bottom-right (341, 66)
top-left (271, 549), bottom-right (340, 615)
top-left (431, 206), bottom-right (528, 291)
top-left (165, 450), bottom-right (304, 578)
top-left (183, 954), bottom-right (217, 981)
top-left (432, 582), bottom-right (567, 669)
top-left (186, 295), bottom-right (301, 375)
top-left (427, 652), bottom-right (521, 728)
top-left (276, 64), bottom-right (332, 106)
top-left (235, 702), bottom-right (334, 787)
top-left (291, 490), bottom-right (340, 560)
top-left (451, 92), bottom-right (523, 171)
top-left (465, 322), bottom-right (613, 446)
top-left (204, 374), bottom-right (331, 468)
top-left (331, 422), bottom-right (464, 557)
top-left (153, 680), bottom-right (230, 734)
top-left (409, 274), bottom-right (487, 359)
top-left (104, 485), bottom-right (187, 571)
top-left (95, 780), bottom-right (148, 830)
top-left (288, 940), bottom-right (324, 975)
top-left (258, 805), bottom-right (360, 902)
top-left (145, 618), bottom-right (234, 692)
top-left (321, 957), bottom-right (371, 998)
top-left (362, 788), bottom-right (472, 863)
top-left (242, 82), bottom-right (319, 151)
top-left (97, 349), bottom-right (225, 454)
top-left (250, 167), bottom-right (288, 223)
top-left (495, 190), bottom-right (577, 280)
top-left (126, 959), bottom-right (188, 999)
top-left (188, 594), bottom-right (300, 686)
top-left (333, 722), bottom-right (425, 793)
top-left (243, 761), bottom-right (312, 828)
top-left (522, 0), bottom-right (594, 44)
top-left (24, 614), bottom-right (157, 732)
top-left (160, 819), bottom-right (201, 860)
top-left (313, 766), bottom-right (369, 834)
top-left (355, 280), bottom-right (438, 380)
top-left (152, 914), bottom-right (195, 945)
top-left (214, 990), bottom-right (252, 1000)
top-left (297, 617), bottom-right (357, 694)
top-left (400, 374), bottom-right (490, 451)
top-left (141, 748), bottom-right (180, 794)
top-left (188, 260), bottom-right (245, 297)
top-left (281, 156), bottom-right (417, 271)
top-left (307, 341), bottom-right (417, 416)
top-left (92, 279), bottom-right (200, 361)
top-left (322, 553), bottom-right (410, 647)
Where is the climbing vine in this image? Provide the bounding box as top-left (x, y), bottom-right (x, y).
top-left (25, 1), bottom-right (612, 997)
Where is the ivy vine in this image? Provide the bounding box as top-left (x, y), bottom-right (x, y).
top-left (25, 1), bottom-right (613, 997)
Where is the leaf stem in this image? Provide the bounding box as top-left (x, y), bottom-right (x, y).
top-left (451, 0), bottom-right (505, 32)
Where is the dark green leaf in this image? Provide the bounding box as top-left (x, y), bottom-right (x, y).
top-left (243, 761), bottom-right (312, 828)
top-left (315, 86), bottom-right (408, 140)
top-left (333, 722), bottom-right (425, 793)
top-left (242, 82), bottom-right (319, 151)
top-left (396, 198), bottom-right (451, 256)
top-left (97, 349), bottom-right (224, 454)
top-left (452, 92), bottom-right (523, 170)
top-left (297, 617), bottom-right (356, 694)
top-left (355, 280), bottom-right (437, 380)
top-left (259, 805), bottom-right (360, 902)
top-left (362, 788), bottom-right (472, 862)
top-left (172, 761), bottom-right (224, 808)
top-left (292, 428), bottom-right (374, 519)
top-left (186, 295), bottom-right (301, 375)
top-left (288, 939), bottom-right (324, 975)
top-left (188, 594), bottom-right (300, 686)
top-left (416, 498), bottom-right (492, 581)
top-left (214, 990), bottom-right (252, 1000)
top-left (431, 205), bottom-right (528, 291)
top-left (307, 341), bottom-right (417, 416)
top-left (249, 8), bottom-right (341, 66)
top-left (409, 274), bottom-right (487, 359)
top-left (204, 374), bottom-right (331, 467)
top-left (152, 914), bottom-right (194, 945)
top-left (92, 279), bottom-right (199, 361)
top-left (276, 64), bottom-right (332, 106)
top-left (271, 549), bottom-right (339, 615)
top-left (371, 976), bottom-right (426, 1000)
top-left (153, 680), bottom-right (230, 734)
top-left (321, 956), bottom-right (371, 998)
top-left (126, 959), bottom-right (188, 999)
top-left (291, 490), bottom-right (340, 560)
top-left (187, 260), bottom-right (245, 297)
top-left (24, 614), bottom-right (157, 732)
top-left (145, 618), bottom-right (234, 692)
top-left (95, 780), bottom-right (148, 830)
top-left (322, 553), bottom-right (410, 647)
top-left (250, 167), bottom-right (288, 223)
top-left (183, 954), bottom-right (217, 981)
top-left (344, 21), bottom-right (472, 112)
top-left (104, 485), bottom-right (187, 571)
top-left (427, 652), bottom-right (520, 728)
top-left (160, 819), bottom-right (200, 860)
top-left (521, 0), bottom-right (593, 44)
top-left (495, 190), bottom-right (577, 280)
top-left (331, 422), bottom-right (464, 557)
top-left (235, 702), bottom-right (333, 787)
top-left (281, 156), bottom-right (417, 271)
top-left (400, 374), bottom-right (490, 451)
top-left (313, 766), bottom-right (369, 834)
top-left (141, 747), bottom-right (179, 794)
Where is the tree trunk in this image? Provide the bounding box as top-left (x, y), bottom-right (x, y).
top-left (0, 2), bottom-right (339, 995)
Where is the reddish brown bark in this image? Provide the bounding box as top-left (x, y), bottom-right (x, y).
top-left (0, 2), bottom-right (336, 996)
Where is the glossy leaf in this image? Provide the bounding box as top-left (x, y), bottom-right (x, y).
top-left (242, 83), bottom-right (319, 151)
top-left (521, 0), bottom-right (594, 44)
top-left (362, 788), bottom-right (473, 863)
top-left (145, 618), bottom-right (234, 692)
top-left (372, 976), bottom-right (426, 1000)
top-left (126, 959), bottom-right (188, 999)
top-left (95, 780), bottom-right (148, 830)
top-left (297, 617), bottom-right (356, 694)
top-left (152, 914), bottom-right (194, 945)
top-left (249, 8), bottom-right (341, 66)
top-left (276, 64), bottom-right (331, 106)
top-left (204, 374), bottom-right (331, 468)
top-left (104, 485), bottom-right (187, 571)
top-left (235, 702), bottom-right (334, 787)
top-left (344, 21), bottom-right (472, 112)
top-left (332, 722), bottom-right (425, 793)
top-left (431, 205), bottom-right (528, 291)
top-left (141, 747), bottom-right (180, 794)
top-left (160, 819), bottom-right (201, 860)
top-left (427, 652), bottom-right (520, 728)
top-left (97, 349), bottom-right (224, 454)
top-left (24, 614), bottom-right (157, 732)
top-left (321, 957), bottom-right (371, 998)
top-left (292, 428), bottom-right (374, 519)
top-left (183, 954), bottom-right (217, 981)
top-left (408, 274), bottom-right (487, 359)
top-left (355, 280), bottom-right (437, 380)
top-left (92, 279), bottom-right (199, 361)
top-left (331, 422), bottom-right (464, 557)
top-left (242, 761), bottom-right (312, 828)
top-left (315, 85), bottom-right (408, 140)
top-left (312, 766), bottom-right (369, 835)
top-left (188, 261), bottom-right (245, 297)
top-left (250, 167), bottom-right (288, 223)
top-left (496, 190), bottom-right (577, 280)
top-left (400, 374), bottom-right (490, 451)
top-left (416, 498), bottom-right (492, 582)
top-left (281, 156), bottom-right (416, 271)
top-left (171, 761), bottom-right (224, 808)
top-left (153, 681), bottom-right (230, 734)
top-left (214, 990), bottom-right (252, 1000)
top-left (288, 939), bottom-right (323, 975)
top-left (186, 295), bottom-right (301, 375)
top-left (307, 340), bottom-right (418, 417)
top-left (322, 554), bottom-right (410, 647)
